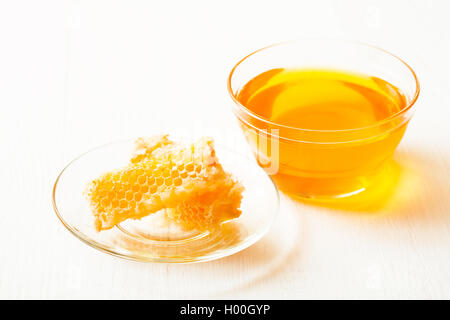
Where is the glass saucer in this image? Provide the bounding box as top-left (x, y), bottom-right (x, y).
top-left (52, 139), bottom-right (279, 263)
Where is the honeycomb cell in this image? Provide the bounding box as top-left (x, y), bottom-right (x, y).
top-left (128, 173), bottom-right (138, 184)
top-left (140, 185), bottom-right (149, 194)
top-left (153, 168), bottom-right (162, 177)
top-left (137, 175), bottom-right (146, 185)
top-left (104, 181), bottom-right (113, 190)
top-left (117, 190), bottom-right (125, 200)
top-left (135, 193), bottom-right (142, 202)
top-left (107, 191), bottom-right (115, 200)
top-left (174, 178), bottom-right (182, 186)
top-left (162, 169), bottom-right (171, 178)
top-left (188, 170), bottom-right (197, 177)
top-left (119, 173), bottom-right (128, 183)
top-left (156, 177), bottom-right (164, 186)
top-left (125, 191), bottom-right (133, 201)
top-left (119, 199), bottom-right (127, 208)
top-left (101, 198), bottom-right (110, 207)
top-left (180, 172), bottom-right (188, 179)
top-left (132, 184), bottom-right (140, 193)
top-left (98, 189), bottom-right (107, 198)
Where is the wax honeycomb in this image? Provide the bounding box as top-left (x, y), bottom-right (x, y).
top-left (86, 135), bottom-right (244, 231)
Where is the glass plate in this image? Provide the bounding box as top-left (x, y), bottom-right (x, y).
top-left (52, 139), bottom-right (279, 263)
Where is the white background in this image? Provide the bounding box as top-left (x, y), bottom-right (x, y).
top-left (1, 0), bottom-right (450, 299)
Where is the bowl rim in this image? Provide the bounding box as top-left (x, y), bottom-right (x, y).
top-left (227, 39), bottom-right (420, 134)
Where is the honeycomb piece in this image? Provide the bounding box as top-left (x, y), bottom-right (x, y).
top-left (86, 135), bottom-right (244, 231)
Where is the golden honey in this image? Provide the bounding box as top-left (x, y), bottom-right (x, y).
top-left (235, 68), bottom-right (409, 198)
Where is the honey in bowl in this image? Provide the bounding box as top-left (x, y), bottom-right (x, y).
top-left (234, 68), bottom-right (410, 198)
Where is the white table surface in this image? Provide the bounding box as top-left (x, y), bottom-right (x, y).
top-left (1, 0), bottom-right (450, 299)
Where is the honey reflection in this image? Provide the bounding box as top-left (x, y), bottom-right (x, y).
top-left (288, 151), bottom-right (425, 216)
top-left (291, 151), bottom-right (450, 224)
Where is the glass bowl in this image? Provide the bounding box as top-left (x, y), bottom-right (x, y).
top-left (52, 138), bottom-right (279, 263)
top-left (228, 39), bottom-right (420, 199)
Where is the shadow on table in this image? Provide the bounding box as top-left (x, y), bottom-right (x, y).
top-left (164, 198), bottom-right (303, 298)
top-left (214, 203), bottom-right (303, 297)
top-left (288, 148), bottom-right (450, 224)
